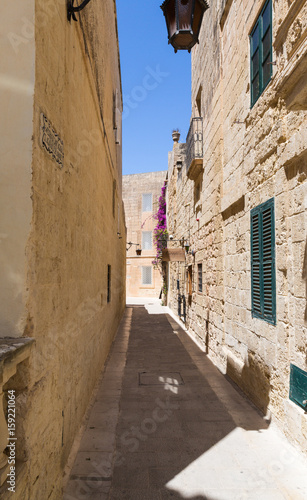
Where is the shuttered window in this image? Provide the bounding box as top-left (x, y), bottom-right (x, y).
top-left (187, 265), bottom-right (193, 296)
top-left (251, 198), bottom-right (276, 324)
top-left (142, 266), bottom-right (152, 286)
top-left (142, 231), bottom-right (152, 250)
top-left (250, 0), bottom-right (272, 107)
top-left (142, 194), bottom-right (152, 212)
top-left (289, 364), bottom-right (307, 410)
top-left (198, 263), bottom-right (203, 293)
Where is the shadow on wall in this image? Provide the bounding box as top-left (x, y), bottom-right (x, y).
top-left (226, 351), bottom-right (271, 415)
top-left (303, 237), bottom-right (307, 324)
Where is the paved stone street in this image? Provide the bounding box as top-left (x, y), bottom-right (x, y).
top-left (64, 305), bottom-right (307, 500)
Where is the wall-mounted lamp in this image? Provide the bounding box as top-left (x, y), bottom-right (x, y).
top-left (160, 0), bottom-right (209, 53)
top-left (67, 0), bottom-right (93, 22)
top-left (126, 242), bottom-right (142, 256)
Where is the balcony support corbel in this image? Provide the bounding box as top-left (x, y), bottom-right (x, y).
top-left (187, 158), bottom-right (204, 181)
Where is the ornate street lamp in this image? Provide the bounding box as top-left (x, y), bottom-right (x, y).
top-left (160, 0), bottom-right (209, 52)
top-left (126, 242), bottom-right (142, 256)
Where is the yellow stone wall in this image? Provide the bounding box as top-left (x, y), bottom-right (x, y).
top-left (0, 0), bottom-right (126, 498)
top-left (167, 0), bottom-right (307, 455)
top-left (124, 172), bottom-right (167, 298)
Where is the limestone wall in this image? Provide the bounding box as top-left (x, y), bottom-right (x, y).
top-left (167, 0), bottom-right (307, 455)
top-left (0, 0), bottom-right (126, 497)
top-left (124, 171), bottom-right (167, 298)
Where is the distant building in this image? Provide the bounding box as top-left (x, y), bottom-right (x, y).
top-left (166, 0), bottom-right (307, 455)
top-left (0, 0), bottom-right (125, 497)
top-left (123, 171), bottom-right (167, 298)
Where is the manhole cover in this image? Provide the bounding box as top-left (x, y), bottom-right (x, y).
top-left (139, 372), bottom-right (184, 386)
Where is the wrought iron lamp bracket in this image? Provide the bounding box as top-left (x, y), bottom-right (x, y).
top-left (126, 242), bottom-right (141, 252)
top-left (67, 0), bottom-right (93, 22)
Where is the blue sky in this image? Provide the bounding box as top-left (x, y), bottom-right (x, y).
top-left (116, 0), bottom-right (192, 175)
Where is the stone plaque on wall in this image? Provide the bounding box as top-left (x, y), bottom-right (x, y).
top-left (39, 113), bottom-right (64, 168)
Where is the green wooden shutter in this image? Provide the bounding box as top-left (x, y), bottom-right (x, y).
top-left (251, 210), bottom-right (262, 317)
top-left (290, 364), bottom-right (307, 410)
top-left (262, 203), bottom-right (276, 323)
top-left (251, 198), bottom-right (276, 324)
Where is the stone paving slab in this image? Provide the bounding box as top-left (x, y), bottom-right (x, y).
top-left (64, 306), bottom-right (307, 500)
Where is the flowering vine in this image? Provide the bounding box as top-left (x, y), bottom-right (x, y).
top-left (152, 181), bottom-right (168, 277)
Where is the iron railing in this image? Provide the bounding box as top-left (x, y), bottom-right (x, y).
top-left (185, 117), bottom-right (203, 173)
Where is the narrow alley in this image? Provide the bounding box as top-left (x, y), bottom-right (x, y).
top-left (1, 0), bottom-right (307, 498)
top-left (64, 303), bottom-right (307, 500)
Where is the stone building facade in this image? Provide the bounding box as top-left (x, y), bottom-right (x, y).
top-left (0, 0), bottom-right (125, 497)
top-left (166, 0), bottom-right (307, 455)
top-left (123, 171), bottom-right (167, 298)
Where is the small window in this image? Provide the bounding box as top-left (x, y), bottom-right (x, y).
top-left (107, 265), bottom-right (111, 303)
top-left (195, 179), bottom-right (201, 204)
top-left (187, 265), bottom-right (193, 296)
top-left (142, 266), bottom-right (152, 286)
top-left (177, 161), bottom-right (182, 182)
top-left (250, 198), bottom-right (276, 324)
top-left (196, 86), bottom-right (202, 117)
top-left (198, 263), bottom-right (202, 293)
top-left (142, 231), bottom-right (152, 250)
top-left (112, 180), bottom-right (116, 218)
top-left (142, 193), bottom-right (152, 212)
top-left (250, 0), bottom-right (272, 107)
top-left (113, 88), bottom-right (122, 145)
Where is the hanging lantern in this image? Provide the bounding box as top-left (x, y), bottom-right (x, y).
top-left (160, 0), bottom-right (209, 53)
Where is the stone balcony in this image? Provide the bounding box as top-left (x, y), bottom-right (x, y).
top-left (186, 117), bottom-right (203, 181)
top-left (0, 338), bottom-right (34, 487)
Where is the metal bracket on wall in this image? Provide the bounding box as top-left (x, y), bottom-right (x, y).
top-left (67, 0), bottom-right (93, 22)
